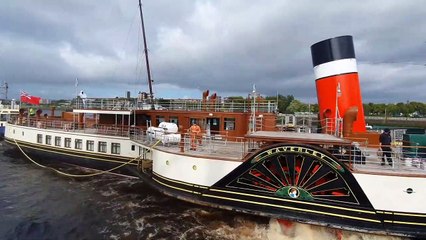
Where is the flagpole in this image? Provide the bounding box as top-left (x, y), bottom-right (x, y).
top-left (335, 82), bottom-right (341, 136)
top-left (74, 78), bottom-right (78, 128)
top-left (75, 78), bottom-right (78, 108)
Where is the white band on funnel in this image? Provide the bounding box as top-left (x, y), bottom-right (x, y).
top-left (313, 58), bottom-right (358, 80)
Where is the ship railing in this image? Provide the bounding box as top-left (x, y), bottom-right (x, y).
top-left (0, 103), bottom-right (20, 110)
top-left (330, 142), bottom-right (426, 173)
top-left (276, 113), bottom-right (319, 133)
top-left (276, 116), bottom-right (341, 136)
top-left (244, 134), bottom-right (426, 173)
top-left (182, 134), bottom-right (247, 158)
top-left (134, 130), bottom-right (248, 159)
top-left (0, 99), bottom-right (19, 110)
top-left (73, 97), bottom-right (277, 113)
top-left (12, 117), bottom-right (140, 138)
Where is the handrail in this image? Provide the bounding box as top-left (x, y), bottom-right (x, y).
top-left (72, 97), bottom-right (277, 113)
top-left (8, 115), bottom-right (426, 173)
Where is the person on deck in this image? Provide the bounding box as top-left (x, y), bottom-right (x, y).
top-left (379, 128), bottom-right (393, 166)
top-left (189, 123), bottom-right (201, 150)
top-left (29, 108), bottom-right (35, 117)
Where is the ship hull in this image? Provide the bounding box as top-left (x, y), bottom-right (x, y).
top-left (5, 138), bottom-right (141, 178)
top-left (143, 166), bottom-right (426, 238)
top-left (142, 143), bottom-right (426, 238)
top-left (4, 124), bottom-right (426, 238)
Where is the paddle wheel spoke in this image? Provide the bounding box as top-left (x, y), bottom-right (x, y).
top-left (307, 176), bottom-right (342, 193)
top-left (285, 154), bottom-right (296, 186)
top-left (224, 145), bottom-right (361, 205)
top-left (297, 160), bottom-right (317, 188)
top-left (236, 176), bottom-right (278, 192)
top-left (256, 163), bottom-right (284, 188)
top-left (275, 155), bottom-right (291, 186)
top-left (303, 167), bottom-right (334, 190)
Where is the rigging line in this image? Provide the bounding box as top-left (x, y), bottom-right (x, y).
top-left (134, 22), bottom-right (144, 93)
top-left (13, 138), bottom-right (140, 178)
top-left (109, 7), bottom-right (139, 85)
top-left (150, 139), bottom-right (162, 150)
top-left (138, 0), bottom-right (154, 103)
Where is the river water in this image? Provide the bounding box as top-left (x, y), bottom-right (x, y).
top-left (0, 142), bottom-right (409, 240)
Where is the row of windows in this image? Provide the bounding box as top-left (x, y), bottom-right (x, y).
top-left (37, 134), bottom-right (121, 154)
top-left (153, 116), bottom-right (236, 131)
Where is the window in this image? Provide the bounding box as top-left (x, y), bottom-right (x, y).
top-left (37, 134), bottom-right (43, 143)
top-left (75, 139), bottom-right (82, 149)
top-left (111, 143), bottom-right (120, 154)
top-left (98, 141), bottom-right (107, 153)
top-left (55, 136), bottom-right (61, 147)
top-left (131, 145), bottom-right (135, 151)
top-left (45, 135), bottom-right (52, 145)
top-left (86, 140), bottom-right (94, 151)
top-left (65, 138), bottom-right (71, 148)
top-left (156, 115), bottom-right (165, 125)
top-left (224, 118), bottom-right (236, 131)
top-left (169, 116), bottom-right (179, 125)
top-left (190, 118), bottom-right (199, 125)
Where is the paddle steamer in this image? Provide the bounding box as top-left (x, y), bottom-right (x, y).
top-left (4, 5), bottom-right (426, 236)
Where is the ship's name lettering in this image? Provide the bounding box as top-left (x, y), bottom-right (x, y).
top-left (257, 146), bottom-right (334, 164)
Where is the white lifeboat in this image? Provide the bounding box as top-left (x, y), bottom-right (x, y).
top-left (147, 122), bottom-right (181, 144)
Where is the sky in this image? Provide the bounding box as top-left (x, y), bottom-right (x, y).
top-left (0, 0), bottom-right (425, 103)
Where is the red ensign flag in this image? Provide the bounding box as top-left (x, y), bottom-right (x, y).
top-left (20, 91), bottom-right (41, 105)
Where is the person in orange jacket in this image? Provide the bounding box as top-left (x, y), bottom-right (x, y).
top-left (189, 123), bottom-right (201, 150)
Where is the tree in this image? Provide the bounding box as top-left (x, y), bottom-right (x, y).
top-left (266, 95), bottom-right (424, 117)
top-left (265, 94), bottom-right (294, 113)
top-left (226, 96), bottom-right (246, 103)
top-left (286, 99), bottom-right (309, 113)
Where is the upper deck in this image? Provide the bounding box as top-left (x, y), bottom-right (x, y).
top-left (9, 105), bottom-right (426, 177)
top-left (136, 130), bottom-right (426, 176)
top-left (246, 131), bottom-right (351, 145)
top-left (73, 97), bottom-right (277, 113)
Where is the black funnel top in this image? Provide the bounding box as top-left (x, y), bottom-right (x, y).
top-left (310, 35), bottom-right (356, 67)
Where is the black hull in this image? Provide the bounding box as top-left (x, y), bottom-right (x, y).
top-left (4, 138), bottom-right (140, 178)
top-left (143, 171), bottom-right (426, 238)
top-left (141, 144), bottom-right (426, 238)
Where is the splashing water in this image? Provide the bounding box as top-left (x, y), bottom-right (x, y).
top-left (265, 219), bottom-right (408, 240)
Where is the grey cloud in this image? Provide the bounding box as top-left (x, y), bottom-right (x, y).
top-left (0, 0), bottom-right (424, 103)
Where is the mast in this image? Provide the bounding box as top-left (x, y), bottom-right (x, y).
top-left (138, 0), bottom-right (154, 106)
top-left (1, 81), bottom-right (8, 99)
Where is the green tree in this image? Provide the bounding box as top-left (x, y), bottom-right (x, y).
top-left (286, 99), bottom-right (309, 113)
top-left (265, 94), bottom-right (294, 113)
top-left (226, 96), bottom-right (246, 103)
top-left (309, 103), bottom-right (319, 113)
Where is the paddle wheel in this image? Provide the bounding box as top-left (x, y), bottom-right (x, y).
top-left (217, 144), bottom-right (370, 206)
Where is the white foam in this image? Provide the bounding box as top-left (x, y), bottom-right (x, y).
top-left (266, 219), bottom-right (408, 240)
top-left (202, 217), bottom-right (409, 240)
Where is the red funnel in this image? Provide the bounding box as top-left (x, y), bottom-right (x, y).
top-left (311, 35), bottom-right (366, 133)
